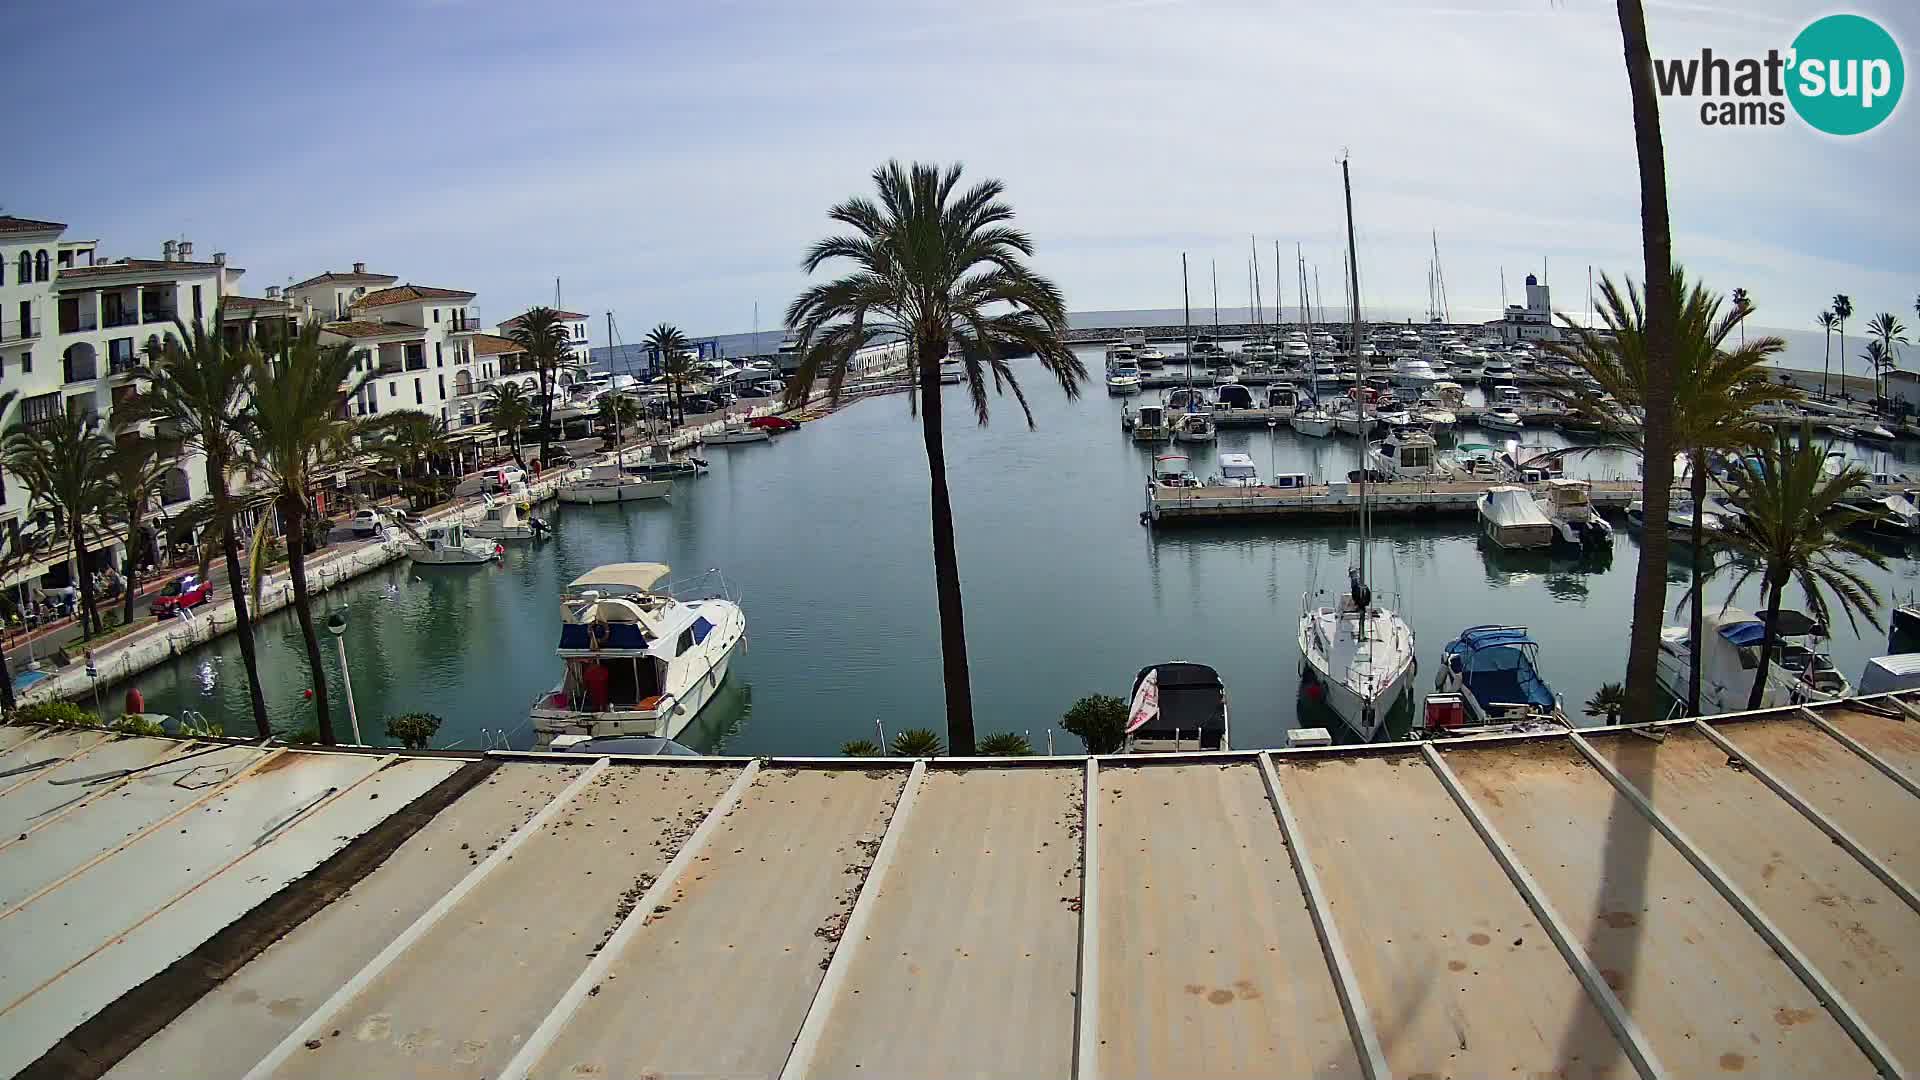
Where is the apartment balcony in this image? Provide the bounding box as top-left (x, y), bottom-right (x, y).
top-left (377, 363), bottom-right (403, 376)
top-left (109, 355), bottom-right (141, 378)
top-left (142, 307), bottom-right (178, 325)
top-left (445, 306), bottom-right (484, 333)
top-left (103, 310), bottom-right (140, 329)
top-left (58, 311), bottom-right (98, 334)
top-left (0, 317), bottom-right (39, 342)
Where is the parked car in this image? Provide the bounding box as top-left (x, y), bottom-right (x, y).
top-left (151, 573), bottom-right (213, 617)
top-left (747, 415), bottom-right (801, 432)
top-left (480, 465), bottom-right (527, 492)
top-left (540, 447), bottom-right (576, 469)
top-left (711, 390), bottom-right (737, 407)
top-left (736, 383), bottom-right (773, 399)
top-left (350, 509), bottom-right (386, 538)
top-left (682, 395), bottom-right (720, 414)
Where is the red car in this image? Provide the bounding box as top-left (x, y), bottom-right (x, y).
top-left (151, 573), bottom-right (213, 616)
top-left (746, 415), bottom-right (800, 432)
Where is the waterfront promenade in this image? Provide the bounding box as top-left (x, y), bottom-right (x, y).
top-left (1, 692), bottom-right (1913, 1077)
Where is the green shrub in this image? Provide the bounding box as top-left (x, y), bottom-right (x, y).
top-left (11, 701), bottom-right (101, 727)
top-left (889, 727), bottom-right (944, 757)
top-left (112, 713), bottom-right (167, 737)
top-left (839, 738), bottom-right (883, 757)
top-left (976, 732), bottom-right (1034, 757)
top-left (384, 711), bottom-right (444, 750)
top-left (285, 725), bottom-right (322, 745)
top-left (1061, 693), bottom-right (1129, 754)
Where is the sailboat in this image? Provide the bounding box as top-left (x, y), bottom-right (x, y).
top-left (1289, 244), bottom-right (1336, 438)
top-left (558, 313), bottom-right (671, 504)
top-left (1172, 254), bottom-right (1216, 443)
top-left (1297, 158), bottom-right (1417, 742)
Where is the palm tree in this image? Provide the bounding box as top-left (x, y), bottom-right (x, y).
top-left (785, 161), bottom-right (1086, 754)
top-left (890, 727), bottom-right (945, 757)
top-left (1862, 340), bottom-right (1893, 402)
top-left (485, 381), bottom-right (534, 467)
top-left (99, 435), bottom-right (175, 627)
top-left (1714, 425), bottom-right (1884, 709)
top-left (1832, 294), bottom-right (1854, 397)
top-left (3, 411), bottom-right (114, 640)
top-left (1731, 287), bottom-right (1750, 346)
top-left (1583, 681), bottom-right (1628, 726)
top-left (1817, 311), bottom-right (1839, 397)
top-left (241, 321), bottom-right (365, 745)
top-left (595, 392), bottom-right (641, 443)
top-left (362, 413), bottom-right (454, 511)
top-left (1867, 312), bottom-right (1908, 401)
top-left (506, 307), bottom-right (573, 469)
top-left (133, 312), bottom-right (270, 736)
top-left (1546, 267), bottom-right (1795, 715)
top-left (645, 324), bottom-right (691, 423)
top-left (1603, 0), bottom-right (1681, 729)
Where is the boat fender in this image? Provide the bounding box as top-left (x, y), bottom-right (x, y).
top-left (1139, 510), bottom-right (1151, 527)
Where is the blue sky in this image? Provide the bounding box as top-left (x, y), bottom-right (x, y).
top-left (9, 0), bottom-right (1915, 346)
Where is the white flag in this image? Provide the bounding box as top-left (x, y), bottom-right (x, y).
top-left (1126, 669), bottom-right (1160, 734)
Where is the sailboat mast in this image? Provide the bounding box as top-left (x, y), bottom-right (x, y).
top-left (1250, 236), bottom-right (1263, 341)
top-left (1274, 241), bottom-right (1283, 328)
top-left (1343, 157), bottom-right (1367, 587)
top-left (1298, 243), bottom-right (1315, 400)
top-left (1211, 260), bottom-right (1220, 331)
top-left (1182, 254), bottom-right (1193, 396)
top-left (607, 309), bottom-right (623, 459)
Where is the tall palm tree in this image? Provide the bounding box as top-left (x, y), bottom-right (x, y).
top-left (3, 411), bottom-right (114, 640)
top-left (361, 413), bottom-right (454, 511)
top-left (645, 324), bottom-right (691, 424)
top-left (506, 307), bottom-right (573, 469)
top-left (1817, 311), bottom-right (1839, 397)
top-left (1731, 287), bottom-right (1750, 346)
top-left (1832, 294), bottom-right (1854, 397)
top-left (241, 321), bottom-right (365, 745)
top-left (485, 381), bottom-right (534, 467)
top-left (785, 160), bottom-right (1086, 753)
top-left (1867, 312), bottom-right (1908, 401)
top-left (133, 312), bottom-right (270, 736)
top-left (1546, 267), bottom-right (1795, 714)
top-left (1714, 425), bottom-right (1884, 709)
top-left (595, 392), bottom-right (641, 442)
top-left (0, 519), bottom-right (50, 715)
top-left (1606, 0), bottom-right (1681, 727)
top-left (100, 435), bottom-right (175, 627)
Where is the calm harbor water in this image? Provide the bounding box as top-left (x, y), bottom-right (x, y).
top-left (127, 346), bottom-right (1920, 753)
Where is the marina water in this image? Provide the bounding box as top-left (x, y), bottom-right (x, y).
top-left (125, 346), bottom-right (1920, 751)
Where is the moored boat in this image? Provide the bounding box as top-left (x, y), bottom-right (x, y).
top-left (403, 521), bottom-right (502, 566)
top-left (558, 465), bottom-right (671, 504)
top-left (1656, 606), bottom-right (1852, 714)
top-left (703, 420), bottom-right (772, 444)
top-left (1122, 661), bottom-right (1231, 753)
top-left (1539, 478), bottom-right (1613, 546)
top-left (1477, 485), bottom-right (1555, 549)
top-left (1434, 624), bottom-right (1566, 728)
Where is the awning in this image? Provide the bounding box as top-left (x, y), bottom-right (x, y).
top-left (566, 562), bottom-right (670, 593)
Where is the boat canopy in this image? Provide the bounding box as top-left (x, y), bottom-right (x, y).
top-left (1443, 625), bottom-right (1554, 711)
top-left (1718, 609), bottom-right (1824, 645)
top-left (568, 562), bottom-right (670, 593)
top-left (1480, 486), bottom-right (1552, 528)
top-left (1129, 662), bottom-right (1227, 749)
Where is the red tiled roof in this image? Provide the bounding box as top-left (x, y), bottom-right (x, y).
top-left (500, 309), bottom-right (589, 326)
top-left (471, 333), bottom-right (525, 356)
top-left (0, 215), bottom-right (66, 235)
top-left (221, 295), bottom-right (290, 314)
top-left (56, 258), bottom-right (222, 279)
top-left (353, 284), bottom-right (476, 308)
top-left (322, 320), bottom-right (426, 340)
top-left (289, 269), bottom-right (398, 289)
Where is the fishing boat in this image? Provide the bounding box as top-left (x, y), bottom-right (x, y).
top-left (1365, 427), bottom-right (1441, 480)
top-left (1122, 662), bottom-right (1231, 753)
top-left (1539, 478), bottom-right (1613, 547)
top-left (530, 562), bottom-right (748, 745)
top-left (1131, 403), bottom-right (1172, 442)
top-left (1435, 625), bottom-right (1566, 727)
top-left (1173, 409), bottom-right (1216, 443)
top-left (403, 521), bottom-right (502, 566)
top-left (468, 493), bottom-right (548, 542)
top-left (1656, 606), bottom-right (1852, 714)
top-left (703, 419), bottom-right (772, 444)
top-left (1477, 485), bottom-right (1555, 549)
top-left (558, 465), bottom-right (671, 505)
top-left (1298, 157), bottom-right (1417, 743)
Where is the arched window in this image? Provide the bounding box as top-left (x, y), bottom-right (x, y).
top-left (34, 250), bottom-right (49, 281)
top-left (15, 252), bottom-right (28, 283)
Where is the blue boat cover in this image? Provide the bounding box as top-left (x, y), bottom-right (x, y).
top-left (1444, 625), bottom-right (1554, 710)
top-left (558, 622), bottom-right (650, 651)
top-left (1718, 621), bottom-right (1767, 646)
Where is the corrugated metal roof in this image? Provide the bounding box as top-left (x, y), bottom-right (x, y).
top-left (7, 693), bottom-right (1920, 1079)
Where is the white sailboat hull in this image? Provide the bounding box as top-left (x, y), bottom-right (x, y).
top-left (1290, 412), bottom-right (1335, 438)
top-left (1298, 606), bottom-right (1416, 742)
top-left (557, 477), bottom-right (671, 504)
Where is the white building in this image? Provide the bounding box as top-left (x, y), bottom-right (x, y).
top-left (279, 270), bottom-right (480, 426)
top-left (1488, 273), bottom-right (1563, 345)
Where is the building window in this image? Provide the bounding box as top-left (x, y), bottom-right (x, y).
top-left (14, 252), bottom-right (27, 282)
top-left (432, 308), bottom-right (440, 323)
top-left (414, 378), bottom-right (423, 405)
top-left (34, 250), bottom-right (49, 282)
top-left (192, 285), bottom-right (203, 319)
top-left (20, 392), bottom-right (59, 427)
top-left (437, 373), bottom-right (446, 399)
top-left (389, 382), bottom-right (396, 397)
top-left (57, 250), bottom-right (72, 269)
top-left (20, 351), bottom-right (30, 374)
top-left (435, 342), bottom-right (443, 367)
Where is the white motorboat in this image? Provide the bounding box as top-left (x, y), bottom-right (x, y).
top-left (1122, 662), bottom-right (1231, 753)
top-left (939, 356), bottom-right (966, 384)
top-left (1854, 424), bottom-right (1897, 447)
top-left (1440, 441), bottom-right (1508, 481)
top-left (1365, 428), bottom-right (1441, 480)
top-left (1291, 400), bottom-right (1335, 438)
top-left (1265, 383), bottom-right (1298, 413)
top-left (1135, 346), bottom-right (1168, 368)
top-left (1148, 454), bottom-right (1201, 490)
top-left (1657, 606), bottom-right (1851, 714)
top-left (1625, 497), bottom-right (1724, 534)
top-left (1212, 383), bottom-right (1254, 411)
top-left (558, 465), bottom-right (672, 505)
top-left (1166, 386), bottom-right (1208, 412)
top-left (1131, 403), bottom-right (1172, 442)
top-left (1435, 625), bottom-right (1566, 728)
top-left (1477, 485), bottom-right (1555, 549)
top-left (1173, 409), bottom-right (1216, 443)
top-left (703, 420), bottom-right (772, 444)
top-left (1106, 358), bottom-right (1143, 394)
top-left (1539, 478), bottom-right (1613, 547)
top-left (468, 493), bottom-right (548, 542)
top-left (1216, 452), bottom-right (1262, 487)
top-left (403, 521), bottom-right (502, 566)
top-left (530, 562), bottom-right (748, 745)
top-left (1410, 401), bottom-right (1457, 431)
top-left (1104, 341), bottom-right (1137, 362)
top-left (1394, 358), bottom-right (1440, 389)
top-left (1479, 408), bottom-right (1525, 432)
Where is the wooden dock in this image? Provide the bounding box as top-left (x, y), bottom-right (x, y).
top-left (1145, 478), bottom-right (1644, 525)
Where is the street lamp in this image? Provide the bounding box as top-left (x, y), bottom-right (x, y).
top-left (325, 610), bottom-right (362, 745)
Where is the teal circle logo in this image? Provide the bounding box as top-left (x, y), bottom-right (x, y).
top-left (1788, 14), bottom-right (1904, 135)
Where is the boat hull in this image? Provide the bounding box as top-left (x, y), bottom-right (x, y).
top-left (1297, 608), bottom-right (1415, 742)
top-left (532, 622), bottom-right (744, 745)
top-left (557, 478), bottom-right (671, 504)
top-left (1290, 414), bottom-right (1335, 438)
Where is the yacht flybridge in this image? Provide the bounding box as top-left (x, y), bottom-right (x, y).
top-left (531, 562), bottom-right (747, 746)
